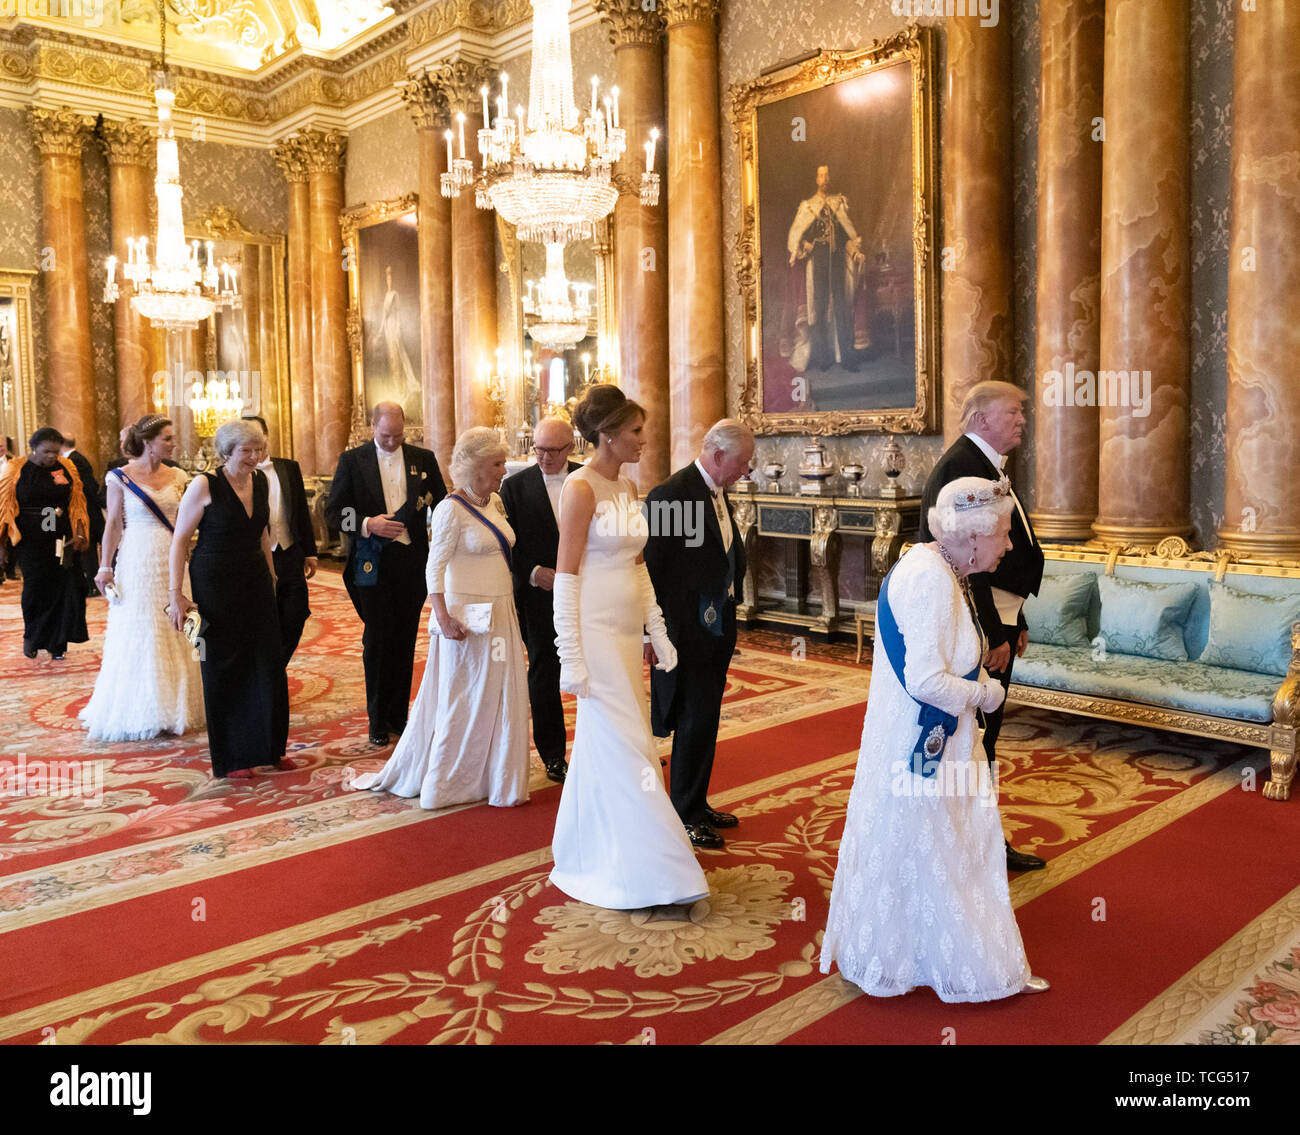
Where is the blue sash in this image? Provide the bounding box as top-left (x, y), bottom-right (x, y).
top-left (876, 566), bottom-right (981, 778)
top-left (450, 495), bottom-right (512, 570)
top-left (111, 468), bottom-right (174, 533)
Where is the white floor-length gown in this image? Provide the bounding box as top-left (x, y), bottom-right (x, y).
top-left (820, 543), bottom-right (1031, 1002)
top-left (80, 467), bottom-right (206, 741)
top-left (549, 466), bottom-right (709, 909)
top-left (350, 494), bottom-right (530, 809)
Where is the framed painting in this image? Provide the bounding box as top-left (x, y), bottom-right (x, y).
top-left (732, 27), bottom-right (939, 435)
top-left (341, 195), bottom-right (423, 432)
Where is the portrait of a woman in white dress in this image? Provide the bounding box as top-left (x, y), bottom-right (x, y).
top-left (349, 427), bottom-right (530, 810)
top-left (81, 415), bottom-right (205, 742)
top-left (820, 476), bottom-right (1049, 1002)
top-left (549, 385), bottom-right (708, 910)
top-left (381, 263), bottom-right (421, 408)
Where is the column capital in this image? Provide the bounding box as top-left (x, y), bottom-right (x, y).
top-left (431, 54), bottom-right (497, 117)
top-left (593, 0), bottom-right (665, 47)
top-left (99, 119), bottom-right (156, 168)
top-left (29, 106), bottom-right (96, 158)
top-left (295, 129), bottom-right (347, 176)
top-left (271, 135), bottom-right (311, 183)
top-left (398, 69), bottom-right (451, 131)
top-left (661, 0), bottom-right (722, 31)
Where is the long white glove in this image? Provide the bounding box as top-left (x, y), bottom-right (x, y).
top-left (552, 572), bottom-right (589, 698)
top-left (635, 562), bottom-right (677, 672)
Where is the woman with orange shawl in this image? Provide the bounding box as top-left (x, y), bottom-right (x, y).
top-left (0, 427), bottom-right (90, 659)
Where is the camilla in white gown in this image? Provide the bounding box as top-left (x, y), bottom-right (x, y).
top-left (81, 460), bottom-right (205, 741)
top-left (550, 461), bottom-right (709, 910)
top-left (350, 431), bottom-right (529, 810)
top-left (821, 478), bottom-right (1041, 1002)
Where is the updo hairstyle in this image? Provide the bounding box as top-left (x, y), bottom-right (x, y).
top-left (122, 414), bottom-right (172, 458)
top-left (572, 384), bottom-right (645, 447)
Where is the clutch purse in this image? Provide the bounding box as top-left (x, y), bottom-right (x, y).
top-left (164, 604), bottom-right (205, 648)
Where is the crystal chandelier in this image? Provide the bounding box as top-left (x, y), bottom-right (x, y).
top-left (102, 3), bottom-right (239, 331)
top-left (524, 243), bottom-right (593, 349)
top-left (188, 373), bottom-right (243, 439)
top-left (440, 0), bottom-right (660, 241)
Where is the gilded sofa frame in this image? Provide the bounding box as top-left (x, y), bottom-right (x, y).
top-left (1006, 538), bottom-right (1300, 802)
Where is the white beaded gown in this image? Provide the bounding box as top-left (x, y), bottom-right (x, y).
top-left (350, 494), bottom-right (530, 809)
top-left (80, 467), bottom-right (206, 741)
top-left (820, 543), bottom-right (1031, 1002)
top-left (549, 467), bottom-right (709, 909)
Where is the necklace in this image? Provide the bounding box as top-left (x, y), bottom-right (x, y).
top-left (462, 486), bottom-right (489, 507)
top-left (935, 541), bottom-right (965, 580)
top-left (934, 542), bottom-right (984, 652)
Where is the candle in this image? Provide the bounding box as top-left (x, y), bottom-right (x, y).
top-left (582, 353), bottom-right (590, 384)
top-left (444, 128), bottom-right (453, 167)
top-left (648, 127), bottom-right (658, 172)
top-left (457, 112), bottom-right (465, 158)
top-left (205, 239), bottom-right (214, 265)
top-left (105, 255), bottom-right (116, 282)
top-left (516, 103), bottom-right (525, 135)
top-left (497, 94), bottom-right (505, 128)
top-left (604, 96), bottom-right (612, 134)
top-left (481, 85), bottom-right (490, 124)
top-left (501, 72), bottom-right (509, 108)
top-left (590, 76), bottom-right (598, 116)
top-left (612, 86), bottom-right (619, 128)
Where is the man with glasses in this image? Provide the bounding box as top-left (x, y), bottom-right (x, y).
top-left (500, 417), bottom-right (583, 783)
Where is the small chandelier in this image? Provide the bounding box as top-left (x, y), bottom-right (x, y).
top-left (102, 1), bottom-right (239, 331)
top-left (524, 243), bottom-right (592, 349)
top-left (188, 373), bottom-right (242, 439)
top-left (440, 0), bottom-right (659, 241)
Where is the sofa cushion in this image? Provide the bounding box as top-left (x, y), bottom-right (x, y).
top-left (1097, 574), bottom-right (1198, 662)
top-left (1013, 644), bottom-right (1279, 723)
top-left (1196, 580), bottom-right (1300, 678)
top-left (1024, 571), bottom-right (1097, 647)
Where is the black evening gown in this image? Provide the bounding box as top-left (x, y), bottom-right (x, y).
top-left (189, 469), bottom-right (289, 776)
top-left (14, 461), bottom-right (88, 654)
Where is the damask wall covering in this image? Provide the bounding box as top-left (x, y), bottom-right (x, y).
top-left (345, 108), bottom-right (419, 207)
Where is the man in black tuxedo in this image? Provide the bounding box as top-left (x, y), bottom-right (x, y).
top-left (60, 435), bottom-right (103, 598)
top-left (245, 416), bottom-right (318, 665)
top-left (499, 418), bottom-right (582, 784)
top-left (644, 420), bottom-right (755, 850)
top-left (919, 380), bottom-right (1047, 871)
top-left (326, 402), bottom-right (446, 746)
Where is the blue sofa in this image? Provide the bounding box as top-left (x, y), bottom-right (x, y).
top-left (1008, 539), bottom-right (1300, 802)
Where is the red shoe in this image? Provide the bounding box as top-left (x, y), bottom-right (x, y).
top-left (226, 768), bottom-right (255, 780)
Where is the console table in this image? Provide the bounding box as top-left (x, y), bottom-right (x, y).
top-left (727, 489), bottom-right (921, 636)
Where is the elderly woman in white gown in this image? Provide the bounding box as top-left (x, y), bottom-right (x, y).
top-left (350, 427), bottom-right (530, 809)
top-left (820, 476), bottom-right (1049, 1002)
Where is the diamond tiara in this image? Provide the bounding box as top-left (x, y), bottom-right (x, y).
top-left (951, 476), bottom-right (1012, 512)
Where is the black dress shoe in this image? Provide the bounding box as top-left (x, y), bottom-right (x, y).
top-left (1006, 842), bottom-right (1046, 871)
top-left (684, 823), bottom-right (724, 850)
top-left (368, 731), bottom-right (390, 746)
top-left (23, 644), bottom-right (37, 659)
top-left (543, 759), bottom-right (567, 784)
top-left (703, 806), bottom-right (738, 829)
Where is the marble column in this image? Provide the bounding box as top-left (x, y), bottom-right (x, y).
top-left (100, 119), bottom-right (164, 432)
top-left (1093, 0), bottom-right (1191, 547)
top-left (30, 108), bottom-right (98, 464)
top-left (436, 56), bottom-right (498, 444)
top-left (664, 0), bottom-right (726, 470)
top-left (597, 0), bottom-right (670, 491)
top-left (300, 130), bottom-right (351, 475)
top-left (1217, 1), bottom-right (1300, 558)
top-left (1030, 0), bottom-right (1104, 541)
top-left (941, 12), bottom-right (1013, 446)
top-left (399, 70), bottom-right (456, 473)
top-left (272, 137), bottom-right (317, 474)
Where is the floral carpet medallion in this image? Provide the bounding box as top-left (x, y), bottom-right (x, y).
top-left (1195, 944), bottom-right (1300, 1046)
top-left (526, 864), bottom-right (795, 978)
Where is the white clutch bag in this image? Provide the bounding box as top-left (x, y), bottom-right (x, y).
top-left (431, 601), bottom-right (493, 636)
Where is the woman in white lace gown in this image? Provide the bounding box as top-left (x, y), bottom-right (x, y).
top-left (350, 428), bottom-right (529, 809)
top-left (81, 416), bottom-right (205, 741)
top-left (549, 385), bottom-right (708, 909)
top-left (821, 476), bottom-right (1047, 1002)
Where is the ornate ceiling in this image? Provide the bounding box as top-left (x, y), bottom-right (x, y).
top-left (0, 0), bottom-right (548, 144)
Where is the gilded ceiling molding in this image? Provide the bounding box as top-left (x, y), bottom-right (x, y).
top-left (27, 105), bottom-right (96, 157)
top-left (660, 0), bottom-right (722, 31)
top-left (398, 68), bottom-right (451, 131)
top-left (295, 128), bottom-right (348, 175)
top-left (432, 53), bottom-right (497, 117)
top-left (98, 118), bottom-right (156, 167)
top-left (270, 135), bottom-right (311, 182)
top-left (592, 0), bottom-right (665, 48)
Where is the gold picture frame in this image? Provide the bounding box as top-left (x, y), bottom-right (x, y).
top-left (340, 193), bottom-right (422, 443)
top-left (731, 26), bottom-right (939, 435)
top-left (0, 269), bottom-right (38, 455)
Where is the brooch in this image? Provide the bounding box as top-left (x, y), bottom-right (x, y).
top-left (416, 492), bottom-right (433, 510)
top-left (408, 465), bottom-right (418, 476)
top-left (363, 561), bottom-right (374, 574)
top-left (703, 603), bottom-right (718, 626)
top-left (923, 724), bottom-right (945, 758)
